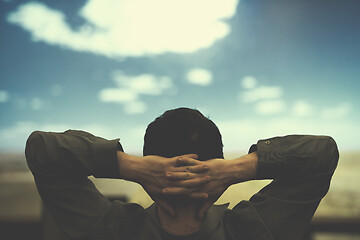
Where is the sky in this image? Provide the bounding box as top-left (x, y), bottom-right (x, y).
top-left (0, 0), bottom-right (359, 153)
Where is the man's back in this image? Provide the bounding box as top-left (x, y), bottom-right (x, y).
top-left (25, 129), bottom-right (338, 239)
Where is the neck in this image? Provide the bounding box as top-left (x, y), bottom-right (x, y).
top-left (157, 204), bottom-right (205, 236)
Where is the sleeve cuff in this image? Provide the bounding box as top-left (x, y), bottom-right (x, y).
top-left (92, 138), bottom-right (122, 179)
top-left (253, 137), bottom-right (285, 180)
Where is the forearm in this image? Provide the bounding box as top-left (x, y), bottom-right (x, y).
top-left (226, 152), bottom-right (258, 185)
top-left (221, 135), bottom-right (339, 189)
top-left (117, 151), bottom-right (143, 183)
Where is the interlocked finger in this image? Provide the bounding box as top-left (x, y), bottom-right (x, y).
top-left (175, 156), bottom-right (202, 166)
top-left (167, 171), bottom-right (195, 180)
top-left (177, 176), bottom-right (211, 188)
top-left (170, 164), bottom-right (208, 173)
top-left (186, 164), bottom-right (208, 173)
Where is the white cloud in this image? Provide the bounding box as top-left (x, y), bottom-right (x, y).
top-left (30, 97), bottom-right (44, 110)
top-left (186, 68), bottom-right (213, 86)
top-left (99, 71), bottom-right (173, 114)
top-left (292, 100), bottom-right (313, 117)
top-left (7, 0), bottom-right (239, 59)
top-left (124, 101), bottom-right (147, 115)
top-left (0, 90), bottom-right (9, 103)
top-left (113, 71), bottom-right (173, 95)
top-left (254, 100), bottom-right (286, 115)
top-left (241, 76), bottom-right (257, 89)
top-left (322, 102), bottom-right (351, 119)
top-left (11, 96), bottom-right (46, 110)
top-left (99, 88), bottom-right (138, 103)
top-left (240, 86), bottom-right (283, 103)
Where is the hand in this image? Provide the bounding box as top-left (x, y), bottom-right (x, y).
top-left (164, 152), bottom-right (258, 198)
top-left (163, 158), bottom-right (233, 201)
top-left (137, 154), bottom-right (211, 198)
top-left (117, 152), bottom-right (210, 215)
top-left (162, 158), bottom-right (233, 219)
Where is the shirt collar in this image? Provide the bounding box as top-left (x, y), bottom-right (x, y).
top-left (145, 202), bottom-right (229, 239)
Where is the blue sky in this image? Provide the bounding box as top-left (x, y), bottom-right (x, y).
top-left (1, 0), bottom-right (359, 153)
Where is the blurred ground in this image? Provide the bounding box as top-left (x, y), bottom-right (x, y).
top-left (0, 151), bottom-right (359, 239)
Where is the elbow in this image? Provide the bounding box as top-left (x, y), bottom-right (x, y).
top-left (323, 136), bottom-right (339, 173)
top-left (26, 131), bottom-right (45, 153)
top-left (25, 131), bottom-right (47, 173)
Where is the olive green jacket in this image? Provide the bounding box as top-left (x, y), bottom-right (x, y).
top-left (25, 130), bottom-right (338, 240)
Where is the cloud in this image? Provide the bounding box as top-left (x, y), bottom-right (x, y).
top-left (99, 71), bottom-right (173, 114)
top-left (99, 88), bottom-right (138, 103)
top-left (292, 100), bottom-right (313, 117)
top-left (322, 102), bottom-right (351, 119)
top-left (30, 97), bottom-right (44, 110)
top-left (254, 100), bottom-right (286, 115)
top-left (240, 86), bottom-right (283, 103)
top-left (113, 71), bottom-right (173, 95)
top-left (238, 78), bottom-right (286, 116)
top-left (50, 84), bottom-right (63, 96)
top-left (186, 68), bottom-right (213, 86)
top-left (11, 96), bottom-right (45, 110)
top-left (0, 90), bottom-right (9, 103)
top-left (124, 101), bottom-right (146, 114)
top-left (7, 0), bottom-right (239, 59)
top-left (241, 76), bottom-right (257, 89)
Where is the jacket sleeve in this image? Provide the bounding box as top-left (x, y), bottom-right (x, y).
top-left (234, 135), bottom-right (339, 239)
top-left (25, 130), bottom-right (122, 239)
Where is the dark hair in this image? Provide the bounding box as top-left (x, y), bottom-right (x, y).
top-left (143, 107), bottom-right (223, 160)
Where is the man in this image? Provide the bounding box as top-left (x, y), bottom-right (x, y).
top-left (25, 107), bottom-right (339, 240)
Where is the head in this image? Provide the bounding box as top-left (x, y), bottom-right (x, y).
top-left (143, 107), bottom-right (223, 161)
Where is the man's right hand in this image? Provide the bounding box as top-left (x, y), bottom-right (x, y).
top-left (162, 158), bottom-right (232, 200)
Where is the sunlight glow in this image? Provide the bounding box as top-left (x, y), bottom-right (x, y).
top-left (7, 0), bottom-right (239, 59)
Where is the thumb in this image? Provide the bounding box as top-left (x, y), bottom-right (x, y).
top-left (180, 153), bottom-right (198, 159)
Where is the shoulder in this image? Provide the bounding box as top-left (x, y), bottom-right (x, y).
top-left (91, 201), bottom-right (148, 239)
top-left (224, 201), bottom-right (273, 240)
